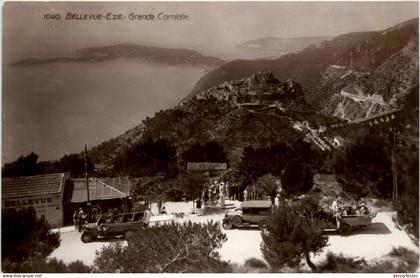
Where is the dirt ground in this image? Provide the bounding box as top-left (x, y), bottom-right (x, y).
top-left (49, 200), bottom-right (418, 269)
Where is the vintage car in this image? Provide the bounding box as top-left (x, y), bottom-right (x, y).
top-left (81, 212), bottom-right (146, 243)
top-left (222, 200), bottom-right (272, 230)
top-left (324, 205), bottom-right (377, 235)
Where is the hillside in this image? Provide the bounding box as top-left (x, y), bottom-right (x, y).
top-left (89, 73), bottom-right (343, 167)
top-left (11, 43), bottom-right (225, 68)
top-left (235, 36), bottom-right (331, 59)
top-left (188, 18), bottom-right (419, 120)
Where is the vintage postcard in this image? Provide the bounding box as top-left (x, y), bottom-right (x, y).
top-left (2, 1), bottom-right (419, 274)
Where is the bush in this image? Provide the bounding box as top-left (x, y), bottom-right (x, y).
top-left (244, 258), bottom-right (268, 269)
top-left (93, 221), bottom-right (231, 273)
top-left (261, 196), bottom-right (328, 272)
top-left (318, 248), bottom-right (419, 273)
top-left (67, 260), bottom-right (93, 273)
top-left (331, 132), bottom-right (393, 198)
top-left (3, 257), bottom-right (92, 273)
top-left (318, 252), bottom-right (367, 273)
top-left (2, 207), bottom-right (60, 264)
top-left (366, 247), bottom-right (419, 273)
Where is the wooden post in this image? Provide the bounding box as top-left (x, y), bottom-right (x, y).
top-left (392, 133), bottom-right (398, 200)
top-left (84, 144), bottom-right (91, 220)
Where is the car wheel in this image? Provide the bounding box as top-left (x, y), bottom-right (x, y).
top-left (339, 223), bottom-right (352, 236)
top-left (259, 220), bottom-right (268, 231)
top-left (81, 232), bottom-right (94, 243)
top-left (222, 220), bottom-right (233, 230)
top-left (124, 230), bottom-right (136, 240)
top-left (232, 215), bottom-right (242, 226)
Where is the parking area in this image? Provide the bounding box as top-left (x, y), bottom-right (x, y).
top-left (49, 201), bottom-right (418, 268)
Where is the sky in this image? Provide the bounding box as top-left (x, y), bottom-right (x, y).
top-left (1, 1), bottom-right (419, 163)
top-left (3, 1), bottom-right (419, 61)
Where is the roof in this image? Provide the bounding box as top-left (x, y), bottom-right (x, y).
top-left (2, 173), bottom-right (66, 199)
top-left (71, 178), bottom-right (127, 203)
top-left (101, 177), bottom-right (131, 195)
top-left (241, 200), bottom-right (272, 208)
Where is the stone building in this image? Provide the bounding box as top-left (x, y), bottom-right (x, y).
top-left (2, 173), bottom-right (74, 228)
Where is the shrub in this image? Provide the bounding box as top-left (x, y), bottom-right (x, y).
top-left (318, 248), bottom-right (419, 273)
top-left (93, 221), bottom-right (231, 273)
top-left (261, 196), bottom-right (328, 272)
top-left (244, 258), bottom-right (268, 269)
top-left (318, 252), bottom-right (367, 273)
top-left (1, 207), bottom-right (60, 264)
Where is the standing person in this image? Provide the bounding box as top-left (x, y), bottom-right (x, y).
top-left (72, 209), bottom-right (78, 230)
top-left (359, 203), bottom-right (369, 215)
top-left (77, 208), bottom-right (85, 232)
top-left (274, 193), bottom-right (281, 207)
top-left (143, 204), bottom-right (153, 228)
top-left (331, 199), bottom-right (343, 229)
top-left (157, 198), bottom-right (163, 215)
top-left (203, 191), bottom-right (209, 206)
top-left (196, 198), bottom-right (202, 216)
top-left (121, 202), bottom-right (128, 214)
top-left (243, 188), bottom-right (248, 201)
top-left (91, 206), bottom-right (99, 222)
top-left (161, 205), bottom-right (167, 215)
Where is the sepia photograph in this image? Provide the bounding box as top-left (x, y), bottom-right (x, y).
top-left (1, 1), bottom-right (419, 274)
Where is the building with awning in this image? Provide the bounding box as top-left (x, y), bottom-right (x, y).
top-left (2, 173), bottom-right (74, 228)
top-left (70, 178), bottom-right (129, 214)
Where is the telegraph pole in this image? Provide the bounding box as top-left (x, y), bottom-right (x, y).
top-left (84, 144), bottom-right (91, 220)
top-left (391, 131), bottom-right (398, 200)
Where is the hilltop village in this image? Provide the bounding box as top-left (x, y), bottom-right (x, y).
top-left (190, 71), bottom-right (304, 106)
top-left (182, 71), bottom-right (342, 151)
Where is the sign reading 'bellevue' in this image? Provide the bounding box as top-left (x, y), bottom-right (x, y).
top-left (4, 197), bottom-right (54, 208)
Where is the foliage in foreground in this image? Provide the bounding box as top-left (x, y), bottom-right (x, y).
top-left (261, 196), bottom-right (328, 272)
top-left (2, 207), bottom-right (60, 263)
top-left (3, 257), bottom-right (92, 273)
top-left (1, 207), bottom-right (91, 273)
top-left (318, 247), bottom-right (419, 273)
top-left (93, 221), bottom-right (231, 273)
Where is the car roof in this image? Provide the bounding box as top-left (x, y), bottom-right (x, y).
top-left (241, 200), bottom-right (272, 208)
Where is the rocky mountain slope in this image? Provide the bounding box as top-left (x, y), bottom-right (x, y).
top-left (11, 43), bottom-right (225, 68)
top-left (322, 36), bottom-right (418, 120)
top-left (188, 18), bottom-right (418, 121)
top-left (235, 36), bottom-right (331, 59)
top-left (89, 73), bottom-right (340, 167)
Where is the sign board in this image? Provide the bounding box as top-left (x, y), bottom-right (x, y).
top-left (3, 194), bottom-right (63, 227)
top-left (187, 162), bottom-right (228, 171)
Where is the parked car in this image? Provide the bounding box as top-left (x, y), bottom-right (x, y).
top-left (222, 200), bottom-right (272, 230)
top-left (81, 212), bottom-right (145, 243)
top-left (324, 205), bottom-right (377, 235)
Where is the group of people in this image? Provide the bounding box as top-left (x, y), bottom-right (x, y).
top-left (330, 199), bottom-right (369, 229)
top-left (73, 208), bottom-right (88, 232)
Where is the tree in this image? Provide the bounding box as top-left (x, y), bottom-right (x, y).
top-left (261, 196), bottom-right (328, 272)
top-left (93, 221), bottom-right (231, 273)
top-left (1, 207), bottom-right (61, 272)
top-left (180, 172), bottom-right (208, 212)
top-left (254, 174), bottom-right (278, 203)
top-left (1, 207), bottom-right (92, 273)
top-left (2, 152), bottom-right (94, 179)
top-left (55, 153), bottom-right (94, 177)
top-left (2, 152), bottom-right (40, 177)
top-left (281, 159), bottom-right (314, 194)
top-left (2, 207), bottom-right (60, 264)
top-left (112, 138), bottom-right (177, 177)
top-left (181, 142), bottom-right (228, 163)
